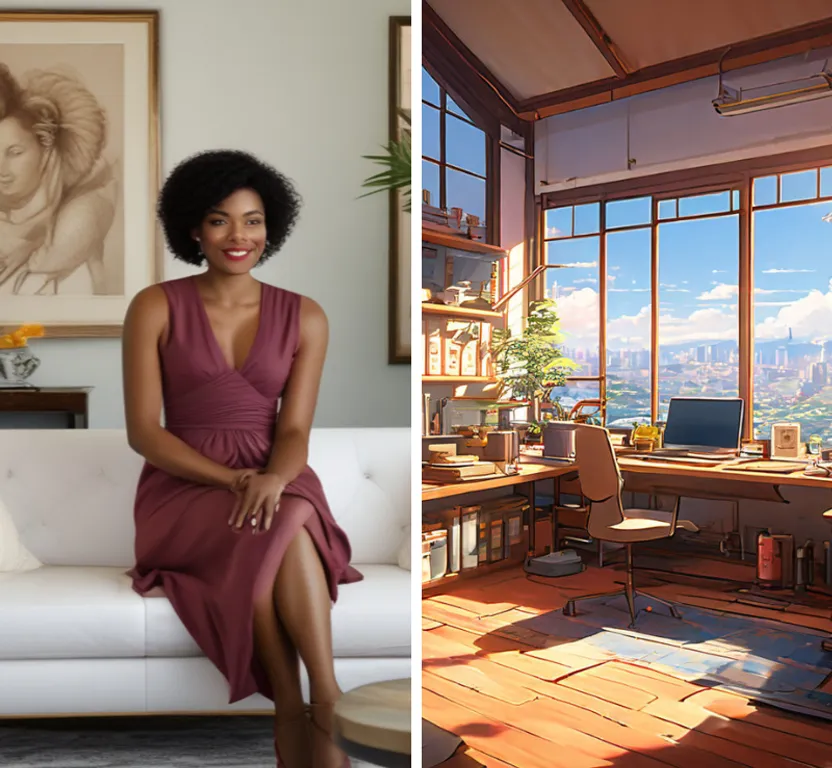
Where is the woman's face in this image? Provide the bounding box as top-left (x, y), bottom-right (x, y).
top-left (193, 187), bottom-right (267, 274)
top-left (0, 116), bottom-right (44, 206)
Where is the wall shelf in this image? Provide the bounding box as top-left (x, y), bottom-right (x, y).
top-left (422, 375), bottom-right (497, 384)
top-left (421, 303), bottom-right (502, 321)
top-left (422, 227), bottom-right (508, 258)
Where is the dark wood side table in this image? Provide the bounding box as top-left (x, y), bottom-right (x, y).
top-left (0, 387), bottom-right (91, 429)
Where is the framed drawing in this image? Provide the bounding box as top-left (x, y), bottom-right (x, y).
top-left (0, 11), bottom-right (160, 338)
top-left (389, 15), bottom-right (411, 364)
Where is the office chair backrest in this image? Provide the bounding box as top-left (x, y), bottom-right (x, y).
top-left (574, 423), bottom-right (625, 538)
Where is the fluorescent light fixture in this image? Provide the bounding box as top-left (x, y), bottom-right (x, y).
top-left (713, 70), bottom-right (832, 116)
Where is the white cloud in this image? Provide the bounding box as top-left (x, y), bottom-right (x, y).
top-left (609, 288), bottom-right (649, 292)
top-left (574, 278), bottom-right (597, 284)
top-left (712, 270), bottom-right (728, 274)
top-left (755, 288), bottom-right (808, 295)
top-left (698, 283), bottom-right (738, 301)
top-left (756, 301), bottom-right (795, 307)
top-left (553, 287), bottom-right (599, 346)
top-left (761, 268), bottom-right (815, 274)
top-left (546, 226), bottom-right (563, 238)
top-left (665, 288), bottom-right (691, 293)
top-left (755, 287), bottom-right (832, 340)
top-left (608, 275), bottom-right (617, 282)
top-left (561, 261), bottom-right (597, 268)
top-left (610, 265), bottom-right (621, 271)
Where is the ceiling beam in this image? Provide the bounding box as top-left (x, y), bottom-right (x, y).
top-left (518, 18), bottom-right (832, 120)
top-left (560, 0), bottom-right (631, 78)
top-left (423, 1), bottom-right (525, 136)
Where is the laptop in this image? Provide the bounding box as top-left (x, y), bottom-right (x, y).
top-left (647, 397), bottom-right (744, 459)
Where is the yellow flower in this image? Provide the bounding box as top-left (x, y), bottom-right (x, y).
top-left (0, 324), bottom-right (44, 349)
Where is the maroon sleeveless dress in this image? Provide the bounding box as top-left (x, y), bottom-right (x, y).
top-left (128, 275), bottom-right (362, 703)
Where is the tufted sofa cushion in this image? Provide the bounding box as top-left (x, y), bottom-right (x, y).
top-left (0, 564), bottom-right (410, 661)
top-left (0, 429), bottom-right (410, 568)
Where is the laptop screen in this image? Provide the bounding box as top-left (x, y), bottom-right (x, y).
top-left (662, 397), bottom-right (744, 450)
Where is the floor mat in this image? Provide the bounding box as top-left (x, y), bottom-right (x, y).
top-left (518, 592), bottom-right (832, 720)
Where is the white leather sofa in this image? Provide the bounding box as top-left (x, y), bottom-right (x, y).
top-left (0, 428), bottom-right (411, 716)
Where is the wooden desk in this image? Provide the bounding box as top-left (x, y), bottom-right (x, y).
top-left (422, 462), bottom-right (575, 501)
top-left (422, 462), bottom-right (576, 562)
top-left (618, 455), bottom-right (832, 501)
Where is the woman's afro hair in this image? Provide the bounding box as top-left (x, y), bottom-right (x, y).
top-left (158, 149), bottom-right (301, 266)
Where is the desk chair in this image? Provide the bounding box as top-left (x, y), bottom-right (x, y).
top-left (563, 423), bottom-right (698, 628)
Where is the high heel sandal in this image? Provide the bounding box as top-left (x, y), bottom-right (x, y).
top-left (273, 707), bottom-right (311, 768)
top-left (309, 701), bottom-right (351, 768)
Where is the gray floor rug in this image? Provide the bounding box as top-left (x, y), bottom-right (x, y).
top-left (0, 716), bottom-right (381, 767)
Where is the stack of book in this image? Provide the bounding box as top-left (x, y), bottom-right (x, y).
top-left (422, 459), bottom-right (497, 484)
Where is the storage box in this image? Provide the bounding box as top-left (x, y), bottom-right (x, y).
top-left (421, 529), bottom-right (448, 582)
top-left (420, 314), bottom-right (494, 378)
top-left (423, 507), bottom-right (464, 573)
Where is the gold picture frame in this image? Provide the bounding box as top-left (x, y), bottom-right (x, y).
top-left (0, 11), bottom-right (160, 338)
top-left (389, 15), bottom-right (411, 364)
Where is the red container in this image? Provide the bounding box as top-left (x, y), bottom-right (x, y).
top-left (757, 530), bottom-right (795, 589)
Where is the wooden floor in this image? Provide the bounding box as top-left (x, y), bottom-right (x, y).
top-left (422, 547), bottom-right (832, 768)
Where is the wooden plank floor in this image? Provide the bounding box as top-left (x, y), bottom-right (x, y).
top-left (423, 550), bottom-right (832, 768)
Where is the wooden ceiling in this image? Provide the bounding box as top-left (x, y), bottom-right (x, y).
top-left (424, 0), bottom-right (832, 124)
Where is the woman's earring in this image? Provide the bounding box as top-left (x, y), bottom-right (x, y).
top-left (195, 238), bottom-right (204, 257)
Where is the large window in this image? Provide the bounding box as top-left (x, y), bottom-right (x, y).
top-left (543, 190), bottom-right (741, 428)
top-left (422, 68), bottom-right (487, 223)
top-left (541, 155), bottom-right (832, 443)
top-left (752, 167), bottom-right (832, 444)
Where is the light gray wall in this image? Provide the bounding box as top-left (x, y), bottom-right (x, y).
top-left (18, 0), bottom-right (410, 428)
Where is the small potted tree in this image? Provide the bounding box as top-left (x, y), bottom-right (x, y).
top-left (490, 299), bottom-right (578, 442)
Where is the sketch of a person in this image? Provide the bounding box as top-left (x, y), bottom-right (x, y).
top-left (0, 64), bottom-right (118, 295)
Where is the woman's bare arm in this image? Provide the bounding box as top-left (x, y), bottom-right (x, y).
top-left (122, 285), bottom-right (240, 489)
top-left (264, 296), bottom-right (329, 483)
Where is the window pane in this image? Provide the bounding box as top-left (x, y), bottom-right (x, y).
top-left (753, 176), bottom-right (777, 206)
top-left (545, 207), bottom-right (572, 239)
top-left (657, 216), bottom-right (739, 420)
top-left (753, 201), bottom-right (832, 445)
top-left (446, 168), bottom-right (485, 222)
top-left (574, 203), bottom-right (600, 235)
top-left (732, 190), bottom-right (740, 210)
top-left (422, 103), bottom-right (440, 161)
top-left (658, 199), bottom-right (676, 220)
top-left (780, 169), bottom-right (817, 203)
top-left (447, 94), bottom-right (471, 121)
top-left (678, 191), bottom-right (730, 218)
top-left (422, 160), bottom-right (439, 209)
top-left (545, 238), bottom-right (600, 377)
top-left (606, 196), bottom-right (651, 229)
top-left (821, 167), bottom-right (832, 198)
top-left (606, 228), bottom-right (652, 427)
top-left (423, 68), bottom-right (440, 107)
top-left (445, 114), bottom-right (485, 176)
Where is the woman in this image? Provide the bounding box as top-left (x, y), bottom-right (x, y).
top-left (122, 149), bottom-right (361, 768)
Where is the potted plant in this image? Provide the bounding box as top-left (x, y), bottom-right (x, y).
top-left (490, 299), bottom-right (578, 440)
top-left (360, 109), bottom-right (411, 212)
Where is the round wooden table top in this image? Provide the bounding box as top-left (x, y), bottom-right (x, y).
top-left (333, 678), bottom-right (411, 756)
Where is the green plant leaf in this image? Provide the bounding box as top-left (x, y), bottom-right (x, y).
top-left (359, 116), bottom-right (412, 212)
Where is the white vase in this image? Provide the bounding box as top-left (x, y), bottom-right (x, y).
top-left (0, 347), bottom-right (40, 388)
